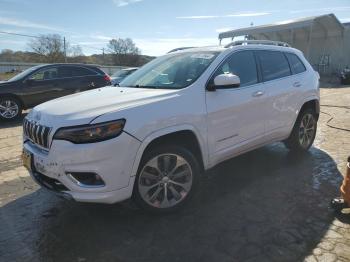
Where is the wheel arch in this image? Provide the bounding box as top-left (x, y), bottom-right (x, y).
top-left (299, 98), bottom-right (320, 120)
top-left (130, 125), bottom-right (208, 179)
top-left (0, 93), bottom-right (25, 109)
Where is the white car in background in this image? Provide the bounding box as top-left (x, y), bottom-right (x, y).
top-left (111, 67), bottom-right (138, 86)
top-left (22, 40), bottom-right (320, 213)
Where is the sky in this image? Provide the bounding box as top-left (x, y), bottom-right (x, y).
top-left (0, 0), bottom-right (350, 56)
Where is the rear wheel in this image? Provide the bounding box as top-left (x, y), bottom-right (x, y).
top-left (0, 97), bottom-right (22, 121)
top-left (133, 145), bottom-right (200, 213)
top-left (284, 108), bottom-right (317, 152)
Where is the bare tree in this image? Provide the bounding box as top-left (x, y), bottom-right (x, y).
top-left (107, 38), bottom-right (141, 65)
top-left (69, 45), bottom-right (84, 57)
top-left (28, 34), bottom-right (67, 62)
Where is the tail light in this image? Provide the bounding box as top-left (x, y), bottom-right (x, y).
top-left (104, 74), bottom-right (111, 82)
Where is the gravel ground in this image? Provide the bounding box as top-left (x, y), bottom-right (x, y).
top-left (0, 86), bottom-right (350, 262)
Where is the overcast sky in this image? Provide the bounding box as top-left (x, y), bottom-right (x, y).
top-left (0, 0), bottom-right (350, 56)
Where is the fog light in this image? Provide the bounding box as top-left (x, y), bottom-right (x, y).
top-left (66, 172), bottom-right (105, 187)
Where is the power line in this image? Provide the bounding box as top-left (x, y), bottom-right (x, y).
top-left (0, 30), bottom-right (40, 38)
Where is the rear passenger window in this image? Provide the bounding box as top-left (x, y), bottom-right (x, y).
top-left (71, 67), bottom-right (96, 77)
top-left (257, 51), bottom-right (291, 81)
top-left (214, 51), bottom-right (258, 87)
top-left (285, 53), bottom-right (306, 74)
top-left (58, 66), bottom-right (73, 78)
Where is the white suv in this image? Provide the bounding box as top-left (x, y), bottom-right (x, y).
top-left (22, 41), bottom-right (320, 212)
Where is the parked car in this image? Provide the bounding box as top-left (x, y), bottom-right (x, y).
top-left (340, 67), bottom-right (350, 85)
top-left (0, 64), bottom-right (111, 120)
top-left (111, 68), bottom-right (138, 86)
top-left (22, 41), bottom-right (320, 213)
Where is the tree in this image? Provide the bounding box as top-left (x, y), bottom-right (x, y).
top-left (28, 34), bottom-right (67, 63)
top-left (107, 38), bottom-right (141, 65)
top-left (69, 45), bottom-right (84, 57)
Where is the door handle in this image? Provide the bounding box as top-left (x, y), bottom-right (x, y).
top-left (252, 91), bottom-right (264, 97)
top-left (293, 82), bottom-right (301, 87)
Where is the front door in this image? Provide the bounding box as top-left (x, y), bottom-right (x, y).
top-left (24, 67), bottom-right (61, 106)
top-left (206, 50), bottom-right (267, 165)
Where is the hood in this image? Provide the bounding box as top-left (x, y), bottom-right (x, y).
top-left (30, 86), bottom-right (179, 127)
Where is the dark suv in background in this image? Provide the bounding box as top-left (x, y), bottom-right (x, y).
top-left (0, 64), bottom-right (111, 120)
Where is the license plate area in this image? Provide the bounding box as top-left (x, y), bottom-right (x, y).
top-left (22, 148), bottom-right (32, 171)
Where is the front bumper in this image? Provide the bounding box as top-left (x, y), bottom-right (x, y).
top-left (23, 132), bottom-right (141, 204)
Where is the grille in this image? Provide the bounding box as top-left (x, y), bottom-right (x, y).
top-left (23, 118), bottom-right (52, 149)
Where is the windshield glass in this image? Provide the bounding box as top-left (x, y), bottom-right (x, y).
top-left (119, 51), bottom-right (219, 89)
top-left (8, 65), bottom-right (43, 82)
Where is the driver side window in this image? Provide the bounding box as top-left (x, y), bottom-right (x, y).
top-left (29, 67), bottom-right (58, 81)
top-left (214, 51), bottom-right (258, 87)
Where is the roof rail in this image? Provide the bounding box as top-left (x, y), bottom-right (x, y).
top-left (225, 40), bottom-right (290, 48)
top-left (167, 47), bottom-right (196, 53)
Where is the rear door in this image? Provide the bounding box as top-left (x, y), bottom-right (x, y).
top-left (206, 50), bottom-right (268, 164)
top-left (70, 66), bottom-right (101, 91)
top-left (57, 66), bottom-right (100, 96)
top-left (256, 50), bottom-right (296, 138)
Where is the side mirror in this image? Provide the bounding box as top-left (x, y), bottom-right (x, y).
top-left (207, 73), bottom-right (240, 91)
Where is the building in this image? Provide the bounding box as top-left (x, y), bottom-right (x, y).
top-left (218, 14), bottom-right (350, 75)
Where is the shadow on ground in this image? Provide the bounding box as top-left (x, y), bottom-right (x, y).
top-left (0, 112), bottom-right (27, 128)
top-left (0, 143), bottom-right (343, 262)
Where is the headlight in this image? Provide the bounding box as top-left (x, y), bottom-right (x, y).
top-left (54, 119), bottom-right (126, 144)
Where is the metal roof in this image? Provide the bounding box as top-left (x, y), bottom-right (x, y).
top-left (219, 13), bottom-right (344, 39)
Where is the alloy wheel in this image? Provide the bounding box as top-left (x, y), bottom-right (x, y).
top-left (0, 100), bottom-right (19, 119)
top-left (138, 153), bottom-right (193, 208)
top-left (298, 113), bottom-right (316, 149)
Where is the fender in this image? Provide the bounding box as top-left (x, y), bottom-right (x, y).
top-left (298, 94), bottom-right (320, 115)
top-left (288, 94), bottom-right (320, 129)
top-left (129, 124), bottom-right (209, 178)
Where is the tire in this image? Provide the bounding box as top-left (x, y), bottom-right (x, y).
top-left (133, 145), bottom-right (200, 213)
top-left (0, 96), bottom-right (22, 121)
top-left (284, 108), bottom-right (317, 152)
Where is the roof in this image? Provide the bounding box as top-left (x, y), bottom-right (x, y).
top-left (219, 13), bottom-right (344, 39)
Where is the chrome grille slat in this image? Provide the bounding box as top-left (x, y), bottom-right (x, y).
top-left (23, 118), bottom-right (51, 149)
top-left (40, 126), bottom-right (45, 146)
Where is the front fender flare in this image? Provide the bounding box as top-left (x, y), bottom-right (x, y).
top-left (129, 124), bottom-right (209, 179)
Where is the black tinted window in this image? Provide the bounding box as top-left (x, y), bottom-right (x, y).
top-left (214, 51), bottom-right (258, 87)
top-left (58, 66), bottom-right (73, 78)
top-left (257, 51), bottom-right (291, 81)
top-left (285, 53), bottom-right (306, 74)
top-left (71, 67), bottom-right (96, 77)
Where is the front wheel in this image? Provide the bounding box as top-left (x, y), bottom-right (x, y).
top-left (0, 97), bottom-right (22, 121)
top-left (284, 108), bottom-right (317, 152)
top-left (133, 145), bottom-right (200, 213)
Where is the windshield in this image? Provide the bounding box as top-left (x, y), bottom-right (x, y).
top-left (119, 51), bottom-right (219, 89)
top-left (8, 65), bottom-right (43, 82)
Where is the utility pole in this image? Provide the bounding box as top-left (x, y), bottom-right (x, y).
top-left (102, 48), bottom-right (105, 65)
top-left (63, 36), bottom-right (67, 63)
